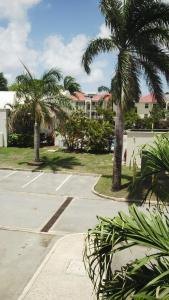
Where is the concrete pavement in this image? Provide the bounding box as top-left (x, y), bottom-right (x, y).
top-left (18, 234), bottom-right (95, 300)
top-left (0, 169), bottom-right (145, 299)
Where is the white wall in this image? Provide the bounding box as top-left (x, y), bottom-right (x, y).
top-left (126, 130), bottom-right (169, 167)
top-left (0, 109), bottom-right (8, 147)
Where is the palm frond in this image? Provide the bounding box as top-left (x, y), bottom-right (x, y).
top-left (100, 0), bottom-right (123, 39)
top-left (139, 59), bottom-right (164, 104)
top-left (130, 135), bottom-right (169, 204)
top-left (42, 68), bottom-right (62, 82)
top-left (63, 76), bottom-right (81, 94)
top-left (84, 205), bottom-right (169, 299)
top-left (82, 38), bottom-right (115, 74)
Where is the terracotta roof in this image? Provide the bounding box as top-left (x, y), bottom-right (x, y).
top-left (139, 93), bottom-right (157, 104)
top-left (70, 92), bottom-right (112, 102)
top-left (70, 91), bottom-right (86, 101)
top-left (92, 93), bottom-right (112, 102)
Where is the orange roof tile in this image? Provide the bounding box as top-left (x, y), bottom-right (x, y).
top-left (139, 93), bottom-right (157, 103)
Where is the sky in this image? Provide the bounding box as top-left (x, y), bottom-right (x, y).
top-left (0, 0), bottom-right (168, 94)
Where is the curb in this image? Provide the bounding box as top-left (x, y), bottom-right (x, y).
top-left (92, 176), bottom-right (157, 204)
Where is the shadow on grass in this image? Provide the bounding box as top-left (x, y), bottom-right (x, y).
top-left (19, 155), bottom-right (82, 172)
top-left (102, 173), bottom-right (133, 190)
top-left (100, 174), bottom-right (144, 206)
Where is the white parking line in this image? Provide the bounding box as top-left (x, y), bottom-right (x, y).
top-left (56, 175), bottom-right (72, 192)
top-left (0, 171), bottom-right (17, 181)
top-left (22, 172), bottom-right (44, 188)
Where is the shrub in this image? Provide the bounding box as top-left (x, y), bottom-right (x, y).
top-left (57, 110), bottom-right (114, 153)
top-left (8, 133), bottom-right (33, 147)
top-left (86, 119), bottom-right (113, 153)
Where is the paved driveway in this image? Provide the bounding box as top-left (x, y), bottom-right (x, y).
top-left (0, 169), bottom-right (130, 299)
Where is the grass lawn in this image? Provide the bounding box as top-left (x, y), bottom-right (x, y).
top-left (0, 146), bottom-right (113, 174)
top-left (0, 146), bottom-right (134, 198)
top-left (95, 166), bottom-right (134, 198)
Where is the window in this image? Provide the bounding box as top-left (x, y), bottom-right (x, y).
top-left (145, 104), bottom-right (149, 109)
top-left (87, 103), bottom-right (90, 110)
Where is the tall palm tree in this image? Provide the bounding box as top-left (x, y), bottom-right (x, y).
top-left (82, 0), bottom-right (169, 191)
top-left (63, 76), bottom-right (81, 94)
top-left (16, 65), bottom-right (70, 162)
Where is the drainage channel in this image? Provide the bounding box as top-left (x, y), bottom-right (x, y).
top-left (41, 197), bottom-right (74, 233)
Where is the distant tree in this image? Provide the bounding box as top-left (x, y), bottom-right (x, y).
top-left (124, 108), bottom-right (140, 130)
top-left (98, 86), bottom-right (110, 93)
top-left (0, 73), bottom-right (8, 91)
top-left (150, 104), bottom-right (166, 128)
top-left (63, 76), bottom-right (81, 94)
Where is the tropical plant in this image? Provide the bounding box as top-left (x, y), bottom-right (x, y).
top-left (86, 118), bottom-right (113, 153)
top-left (0, 72), bottom-right (8, 91)
top-left (129, 135), bottom-right (169, 204)
top-left (150, 105), bottom-right (166, 129)
top-left (63, 76), bottom-right (81, 94)
top-left (15, 65), bottom-right (70, 162)
top-left (124, 108), bottom-right (140, 130)
top-left (57, 110), bottom-right (88, 151)
top-left (57, 109), bottom-right (114, 153)
top-left (82, 0), bottom-right (169, 191)
top-left (84, 205), bottom-right (169, 299)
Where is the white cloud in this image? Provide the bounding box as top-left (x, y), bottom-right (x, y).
top-left (0, 0), bottom-right (41, 20)
top-left (0, 0), bottom-right (41, 81)
top-left (41, 34), bottom-right (89, 77)
top-left (41, 23), bottom-right (111, 86)
top-left (97, 23), bottom-right (111, 39)
top-left (0, 0), bottom-right (110, 91)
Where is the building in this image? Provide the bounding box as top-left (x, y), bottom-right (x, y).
top-left (135, 94), bottom-right (157, 118)
top-left (70, 91), bottom-right (111, 118)
top-left (135, 93), bottom-right (169, 119)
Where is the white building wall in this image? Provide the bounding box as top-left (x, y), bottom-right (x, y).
top-left (126, 130), bottom-right (169, 167)
top-left (0, 109), bottom-right (8, 147)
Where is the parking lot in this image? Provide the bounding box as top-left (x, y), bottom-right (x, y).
top-left (0, 169), bottom-right (129, 299)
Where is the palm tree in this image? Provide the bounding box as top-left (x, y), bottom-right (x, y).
top-left (16, 65), bottom-right (70, 162)
top-left (98, 85), bottom-right (110, 93)
top-left (82, 0), bottom-right (169, 191)
top-left (63, 76), bottom-right (81, 94)
top-left (84, 205), bottom-right (169, 299)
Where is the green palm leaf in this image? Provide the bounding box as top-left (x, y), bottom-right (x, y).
top-left (84, 205), bottom-right (169, 299)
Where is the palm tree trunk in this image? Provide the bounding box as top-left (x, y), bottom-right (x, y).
top-left (34, 121), bottom-right (40, 162)
top-left (112, 101), bottom-right (124, 191)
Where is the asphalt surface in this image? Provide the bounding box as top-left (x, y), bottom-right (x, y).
top-left (0, 169), bottom-right (130, 299)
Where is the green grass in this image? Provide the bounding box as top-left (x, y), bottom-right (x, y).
top-left (0, 146), bottom-right (135, 199)
top-left (0, 147), bottom-right (113, 174)
top-left (95, 166), bottom-right (134, 198)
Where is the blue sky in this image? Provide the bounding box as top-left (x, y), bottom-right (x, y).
top-left (0, 0), bottom-right (168, 94)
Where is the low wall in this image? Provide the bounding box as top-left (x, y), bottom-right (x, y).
top-left (126, 130), bottom-right (169, 167)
